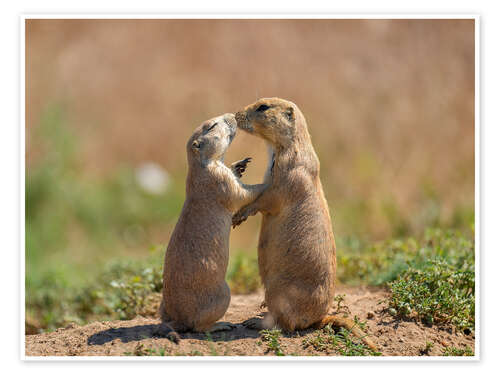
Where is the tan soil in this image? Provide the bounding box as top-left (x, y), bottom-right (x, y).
top-left (25, 286), bottom-right (475, 357)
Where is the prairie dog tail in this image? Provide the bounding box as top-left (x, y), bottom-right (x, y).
top-left (314, 314), bottom-right (378, 351)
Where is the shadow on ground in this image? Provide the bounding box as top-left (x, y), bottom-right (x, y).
top-left (87, 323), bottom-right (262, 346)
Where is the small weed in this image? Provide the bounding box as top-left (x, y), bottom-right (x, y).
top-left (352, 315), bottom-right (368, 331)
top-left (334, 294), bottom-right (350, 315)
top-left (302, 323), bottom-right (381, 356)
top-left (420, 341), bottom-right (434, 355)
top-left (259, 329), bottom-right (285, 356)
top-left (335, 327), bottom-right (381, 356)
top-left (442, 346), bottom-right (474, 356)
top-left (208, 345), bottom-right (219, 356)
top-left (205, 332), bottom-right (219, 356)
top-left (302, 331), bottom-right (331, 352)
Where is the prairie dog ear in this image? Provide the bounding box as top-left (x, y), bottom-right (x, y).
top-left (283, 107), bottom-right (295, 122)
top-left (192, 140), bottom-right (201, 149)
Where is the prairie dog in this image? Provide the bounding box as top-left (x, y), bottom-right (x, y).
top-left (233, 98), bottom-right (376, 351)
top-left (158, 113), bottom-right (266, 342)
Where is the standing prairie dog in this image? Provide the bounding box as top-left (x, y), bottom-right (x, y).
top-left (233, 98), bottom-right (377, 351)
top-left (157, 113), bottom-right (266, 342)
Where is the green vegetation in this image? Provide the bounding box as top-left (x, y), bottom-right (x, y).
top-left (302, 323), bottom-right (381, 356)
top-left (337, 227), bottom-right (476, 332)
top-left (27, 223), bottom-right (475, 335)
top-left (337, 227), bottom-right (474, 285)
top-left (379, 229), bottom-right (475, 332)
top-left (442, 346), bottom-right (474, 356)
top-left (27, 250), bottom-right (164, 331)
top-left (340, 227), bottom-right (475, 333)
top-left (227, 227), bottom-right (476, 303)
top-left (389, 257), bottom-right (474, 331)
top-left (259, 329), bottom-right (285, 356)
top-left (420, 341), bottom-right (434, 355)
top-left (124, 343), bottom-right (169, 356)
top-left (205, 333), bottom-right (220, 356)
top-left (26, 247), bottom-right (265, 332)
top-left (26, 225), bottom-right (476, 334)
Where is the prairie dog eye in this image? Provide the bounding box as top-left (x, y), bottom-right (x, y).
top-left (283, 108), bottom-right (294, 121)
top-left (256, 104), bottom-right (270, 112)
top-left (206, 122), bottom-right (218, 132)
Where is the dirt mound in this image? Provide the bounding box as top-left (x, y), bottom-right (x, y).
top-left (25, 286), bottom-right (474, 357)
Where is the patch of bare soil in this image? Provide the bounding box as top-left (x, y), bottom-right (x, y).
top-left (25, 286), bottom-right (475, 357)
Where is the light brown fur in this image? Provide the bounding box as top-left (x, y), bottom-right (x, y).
top-left (233, 98), bottom-right (377, 351)
top-left (158, 113), bottom-right (266, 342)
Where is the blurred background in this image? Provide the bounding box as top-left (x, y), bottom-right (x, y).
top-left (25, 19), bottom-right (475, 332)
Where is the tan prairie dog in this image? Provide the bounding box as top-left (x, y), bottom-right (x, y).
top-left (233, 98), bottom-right (377, 351)
top-left (157, 113), bottom-right (266, 342)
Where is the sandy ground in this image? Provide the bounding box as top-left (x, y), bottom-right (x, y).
top-left (25, 286), bottom-right (475, 357)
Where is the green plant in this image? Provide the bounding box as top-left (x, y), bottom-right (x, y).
top-left (259, 329), bottom-right (285, 356)
top-left (302, 323), bottom-right (381, 356)
top-left (388, 255), bottom-right (474, 331)
top-left (106, 261), bottom-right (163, 320)
top-left (26, 251), bottom-right (165, 332)
top-left (124, 343), bottom-right (170, 356)
top-left (420, 341), bottom-right (434, 355)
top-left (337, 227), bottom-right (474, 285)
top-left (205, 332), bottom-right (220, 356)
top-left (442, 346), bottom-right (474, 356)
top-left (334, 294), bottom-right (350, 314)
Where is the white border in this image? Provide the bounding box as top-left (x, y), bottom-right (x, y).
top-left (20, 12), bottom-right (26, 364)
top-left (474, 13), bottom-right (480, 362)
top-left (23, 14), bottom-right (477, 19)
top-left (20, 14), bottom-right (480, 362)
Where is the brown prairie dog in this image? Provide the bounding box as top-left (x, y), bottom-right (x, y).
top-left (233, 98), bottom-right (376, 351)
top-left (157, 113), bottom-right (267, 342)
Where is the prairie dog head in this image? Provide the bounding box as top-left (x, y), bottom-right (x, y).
top-left (235, 98), bottom-right (298, 148)
top-left (187, 113), bottom-right (237, 165)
